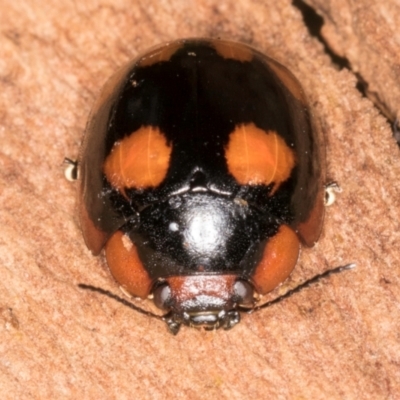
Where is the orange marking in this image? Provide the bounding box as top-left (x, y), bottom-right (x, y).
top-left (213, 40), bottom-right (253, 62)
top-left (225, 123), bottom-right (296, 193)
top-left (105, 231), bottom-right (152, 298)
top-left (138, 42), bottom-right (182, 67)
top-left (103, 126), bottom-right (172, 191)
top-left (251, 225), bottom-right (300, 294)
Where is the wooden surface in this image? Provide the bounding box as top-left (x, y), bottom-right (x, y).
top-left (1, 0), bottom-right (399, 398)
top-left (304, 0), bottom-right (400, 121)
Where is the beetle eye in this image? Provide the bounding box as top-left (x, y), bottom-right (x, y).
top-left (153, 283), bottom-right (172, 310)
top-left (233, 280), bottom-right (254, 305)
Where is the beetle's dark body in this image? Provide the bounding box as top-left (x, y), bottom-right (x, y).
top-left (79, 39), bottom-right (324, 333)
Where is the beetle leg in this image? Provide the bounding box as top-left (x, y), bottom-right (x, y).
top-left (324, 181), bottom-right (342, 206)
top-left (64, 157), bottom-right (79, 181)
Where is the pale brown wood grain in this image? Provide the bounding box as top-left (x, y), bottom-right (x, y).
top-left (0, 0), bottom-right (399, 398)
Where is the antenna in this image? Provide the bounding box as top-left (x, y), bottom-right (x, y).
top-left (241, 263), bottom-right (356, 313)
top-left (78, 284), bottom-right (165, 321)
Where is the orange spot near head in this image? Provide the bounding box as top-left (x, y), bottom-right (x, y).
top-left (105, 231), bottom-right (152, 298)
top-left (103, 126), bottom-right (172, 191)
top-left (251, 225), bottom-right (300, 294)
top-left (225, 123), bottom-right (296, 193)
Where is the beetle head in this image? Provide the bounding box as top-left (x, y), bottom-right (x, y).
top-left (152, 275), bottom-right (254, 334)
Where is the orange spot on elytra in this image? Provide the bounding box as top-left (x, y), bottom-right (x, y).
top-left (213, 40), bottom-right (253, 62)
top-left (138, 42), bottom-right (183, 67)
top-left (103, 126), bottom-right (172, 191)
top-left (251, 225), bottom-right (300, 294)
top-left (105, 231), bottom-right (152, 298)
top-left (225, 123), bottom-right (296, 193)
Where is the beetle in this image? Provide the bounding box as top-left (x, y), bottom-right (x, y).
top-left (71, 38), bottom-right (352, 334)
